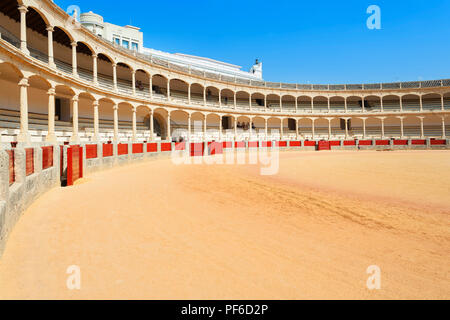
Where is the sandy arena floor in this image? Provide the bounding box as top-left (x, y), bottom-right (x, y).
top-left (0, 150), bottom-right (449, 299)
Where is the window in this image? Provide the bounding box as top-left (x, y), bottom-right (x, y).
top-left (114, 37), bottom-right (120, 45)
top-left (122, 39), bottom-right (129, 49)
top-left (131, 42), bottom-right (139, 51)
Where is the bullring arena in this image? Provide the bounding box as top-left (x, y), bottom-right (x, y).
top-left (0, 0), bottom-right (449, 300)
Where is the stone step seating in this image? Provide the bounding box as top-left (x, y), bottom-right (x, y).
top-left (78, 117), bottom-right (148, 130)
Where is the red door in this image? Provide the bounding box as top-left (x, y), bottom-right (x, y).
top-left (67, 145), bottom-right (83, 186)
top-left (318, 141), bottom-right (331, 151)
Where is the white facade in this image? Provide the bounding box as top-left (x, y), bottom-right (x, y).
top-left (80, 11), bottom-right (262, 81)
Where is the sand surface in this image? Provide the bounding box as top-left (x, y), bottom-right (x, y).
top-left (0, 150), bottom-right (449, 299)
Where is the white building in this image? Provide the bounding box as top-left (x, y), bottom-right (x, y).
top-left (80, 11), bottom-right (263, 80)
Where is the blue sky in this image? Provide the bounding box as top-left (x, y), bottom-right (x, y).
top-left (55, 0), bottom-right (450, 84)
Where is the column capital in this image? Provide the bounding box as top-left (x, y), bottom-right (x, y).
top-left (92, 53), bottom-right (98, 59)
top-left (112, 63), bottom-right (117, 68)
top-left (93, 100), bottom-right (99, 107)
top-left (113, 104), bottom-right (119, 110)
top-left (18, 5), bottom-right (28, 13)
top-left (132, 106), bottom-right (137, 113)
top-left (71, 41), bottom-right (77, 47)
top-left (47, 88), bottom-right (56, 96)
top-left (18, 77), bottom-right (29, 87)
top-left (46, 26), bottom-right (54, 32)
top-left (72, 95), bottom-right (79, 102)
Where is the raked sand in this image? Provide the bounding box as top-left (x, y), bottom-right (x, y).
top-left (0, 150), bottom-right (449, 299)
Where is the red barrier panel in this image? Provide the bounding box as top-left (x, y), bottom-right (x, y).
top-left (430, 139), bottom-right (446, 145)
top-left (132, 143), bottom-right (144, 154)
top-left (343, 140), bottom-right (356, 146)
top-left (67, 146), bottom-right (83, 186)
top-left (318, 141), bottom-right (331, 151)
top-left (60, 145), bottom-right (64, 176)
top-left (161, 142), bottom-right (172, 152)
top-left (289, 141), bottom-right (300, 147)
top-left (223, 141), bottom-right (233, 149)
top-left (86, 144), bottom-right (98, 159)
top-left (118, 144), bottom-right (128, 155)
top-left (376, 140), bottom-right (390, 146)
top-left (304, 141), bottom-right (316, 147)
top-left (147, 143), bottom-right (158, 153)
top-left (42, 146), bottom-right (53, 170)
top-left (358, 140), bottom-right (372, 146)
top-left (25, 148), bottom-right (34, 176)
top-left (190, 143), bottom-right (204, 156)
top-left (175, 142), bottom-right (185, 151)
top-left (103, 144), bottom-right (113, 157)
top-left (276, 141), bottom-right (288, 147)
top-left (235, 141), bottom-right (245, 148)
top-left (209, 142), bottom-right (223, 155)
top-left (261, 141), bottom-right (273, 147)
top-left (330, 141), bottom-right (341, 146)
top-left (248, 141), bottom-right (259, 148)
top-left (411, 140), bottom-right (426, 145)
top-left (393, 140), bottom-right (408, 146)
top-left (7, 150), bottom-right (14, 185)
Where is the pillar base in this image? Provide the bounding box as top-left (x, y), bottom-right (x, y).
top-left (16, 131), bottom-right (30, 144)
top-left (48, 61), bottom-right (57, 69)
top-left (21, 47), bottom-right (30, 56)
top-left (45, 133), bottom-right (57, 143)
top-left (70, 134), bottom-right (80, 144)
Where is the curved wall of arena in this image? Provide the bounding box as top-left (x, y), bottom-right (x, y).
top-left (0, 0), bottom-right (449, 255)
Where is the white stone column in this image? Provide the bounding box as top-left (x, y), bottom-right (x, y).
top-left (419, 116), bottom-right (425, 139)
top-left (93, 100), bottom-right (99, 141)
top-left (327, 118), bottom-right (332, 139)
top-left (399, 117), bottom-right (404, 138)
top-left (132, 107), bottom-right (137, 142)
top-left (234, 92), bottom-right (237, 109)
top-left (264, 95), bottom-right (267, 111)
top-left (249, 95), bottom-right (252, 111)
top-left (295, 98), bottom-right (298, 113)
top-left (167, 79), bottom-right (171, 101)
top-left (344, 98), bottom-right (348, 113)
top-left (71, 42), bottom-right (78, 77)
top-left (187, 114), bottom-right (191, 141)
top-left (203, 87), bottom-right (207, 106)
top-left (150, 110), bottom-right (154, 141)
top-left (219, 115), bottom-right (223, 141)
top-left (400, 96), bottom-right (403, 112)
top-left (280, 118), bottom-right (283, 139)
top-left (47, 26), bottom-right (55, 68)
top-left (441, 116), bottom-right (446, 138)
top-left (265, 118), bottom-right (268, 139)
top-left (19, 6), bottom-right (29, 55)
top-left (203, 115), bottom-right (207, 142)
top-left (419, 95), bottom-right (423, 112)
top-left (311, 118), bottom-right (316, 139)
top-left (167, 112), bottom-right (171, 141)
top-left (70, 95), bottom-right (79, 143)
top-left (234, 116), bottom-right (237, 139)
top-left (362, 118), bottom-right (367, 139)
top-left (441, 94), bottom-right (445, 111)
top-left (311, 98), bottom-right (314, 112)
top-left (380, 117), bottom-right (385, 138)
top-left (296, 118), bottom-right (299, 140)
top-left (17, 77), bottom-right (30, 143)
top-left (279, 96), bottom-right (283, 112)
top-left (249, 117), bottom-right (253, 138)
top-left (188, 85), bottom-right (191, 104)
top-left (131, 70), bottom-right (136, 95)
top-left (92, 54), bottom-right (98, 85)
top-left (380, 96), bottom-right (384, 112)
top-left (46, 88), bottom-right (56, 142)
top-left (327, 98), bottom-right (331, 113)
top-left (219, 91), bottom-right (222, 108)
top-left (361, 97), bottom-right (365, 112)
top-left (113, 64), bottom-right (118, 91)
top-left (113, 104), bottom-right (119, 142)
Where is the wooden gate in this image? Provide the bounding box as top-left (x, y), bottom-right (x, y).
top-left (318, 141), bottom-right (331, 151)
top-left (67, 145), bottom-right (83, 186)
